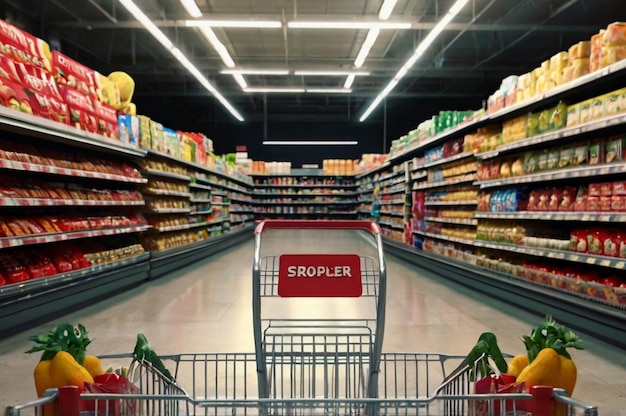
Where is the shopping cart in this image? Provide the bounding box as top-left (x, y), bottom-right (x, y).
top-left (6, 220), bottom-right (599, 416)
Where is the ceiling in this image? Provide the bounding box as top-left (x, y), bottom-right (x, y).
top-left (0, 0), bottom-right (623, 157)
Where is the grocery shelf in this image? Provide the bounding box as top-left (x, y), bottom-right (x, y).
top-left (379, 210), bottom-right (404, 217)
top-left (253, 183), bottom-right (358, 189)
top-left (382, 237), bottom-right (626, 349)
top-left (144, 189), bottom-right (192, 198)
top-left (424, 200), bottom-right (478, 206)
top-left (474, 211), bottom-right (626, 222)
top-left (413, 230), bottom-right (476, 246)
top-left (477, 113), bottom-right (626, 160)
top-left (422, 151), bottom-right (475, 169)
top-left (0, 105), bottom-right (146, 158)
top-left (379, 199), bottom-right (405, 205)
top-left (472, 240), bottom-right (626, 271)
top-left (379, 170), bottom-right (405, 182)
top-left (148, 225), bottom-right (254, 279)
top-left (424, 217), bottom-right (477, 226)
top-left (0, 158), bottom-right (148, 183)
top-left (253, 200), bottom-right (359, 205)
top-left (476, 163), bottom-right (626, 189)
top-left (377, 221), bottom-right (403, 230)
top-left (0, 225), bottom-right (150, 249)
top-left (190, 198), bottom-right (212, 203)
top-left (381, 187), bottom-right (406, 195)
top-left (189, 182), bottom-right (213, 191)
top-left (0, 252), bottom-right (150, 338)
top-left (189, 209), bottom-right (213, 215)
top-left (413, 175), bottom-right (476, 190)
top-left (145, 208), bottom-right (191, 214)
top-left (142, 168), bottom-right (191, 181)
top-left (0, 197), bottom-right (145, 207)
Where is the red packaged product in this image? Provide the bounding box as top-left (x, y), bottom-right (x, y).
top-left (587, 229), bottom-right (603, 255)
top-left (94, 100), bottom-right (119, 139)
top-left (14, 62), bottom-right (62, 98)
top-left (611, 196), bottom-right (626, 211)
top-left (588, 183), bottom-right (602, 197)
top-left (587, 196), bottom-right (601, 211)
top-left (574, 186), bottom-right (588, 211)
top-left (599, 182), bottom-right (613, 196)
top-left (548, 188), bottom-right (562, 211)
top-left (613, 181), bottom-right (626, 196)
top-left (600, 196), bottom-right (612, 211)
top-left (570, 229), bottom-right (588, 252)
top-left (51, 51), bottom-right (97, 97)
top-left (602, 231), bottom-right (621, 257)
top-left (0, 19), bottom-right (51, 71)
top-left (0, 54), bottom-right (20, 82)
top-left (559, 187), bottom-right (577, 211)
top-left (0, 78), bottom-right (33, 114)
top-left (59, 85), bottom-right (98, 133)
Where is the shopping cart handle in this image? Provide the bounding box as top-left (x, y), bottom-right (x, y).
top-left (254, 219), bottom-right (382, 235)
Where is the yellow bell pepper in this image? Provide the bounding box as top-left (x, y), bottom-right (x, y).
top-left (516, 347), bottom-right (578, 396)
top-left (506, 354), bottom-right (529, 378)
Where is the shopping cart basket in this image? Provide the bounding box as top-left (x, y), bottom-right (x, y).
top-left (5, 220), bottom-right (599, 416)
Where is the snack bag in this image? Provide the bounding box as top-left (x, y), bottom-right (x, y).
top-left (82, 373), bottom-right (139, 416)
top-left (473, 373), bottom-right (527, 416)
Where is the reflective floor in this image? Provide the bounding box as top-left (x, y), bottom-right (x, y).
top-left (1, 228), bottom-right (625, 414)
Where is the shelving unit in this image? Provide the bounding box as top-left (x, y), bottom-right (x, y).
top-left (374, 59), bottom-right (626, 347)
top-left (250, 172), bottom-right (359, 219)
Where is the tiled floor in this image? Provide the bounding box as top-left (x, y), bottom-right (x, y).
top-left (1, 228), bottom-right (625, 414)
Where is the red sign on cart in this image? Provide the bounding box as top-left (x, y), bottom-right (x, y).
top-left (278, 254), bottom-right (362, 297)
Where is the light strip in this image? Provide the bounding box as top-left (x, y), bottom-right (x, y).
top-left (343, 74), bottom-right (356, 89)
top-left (294, 70), bottom-right (370, 76)
top-left (244, 87), bottom-right (306, 93)
top-left (233, 73), bottom-right (248, 89)
top-left (306, 88), bottom-right (352, 94)
top-left (185, 19), bottom-right (282, 28)
top-left (287, 21), bottom-right (411, 29)
top-left (359, 0), bottom-right (470, 122)
top-left (263, 141), bottom-right (358, 145)
top-left (222, 68), bottom-right (290, 75)
top-left (119, 0), bottom-right (243, 121)
top-left (198, 26), bottom-right (235, 67)
top-left (179, 0), bottom-right (202, 18)
top-left (378, 0), bottom-right (398, 20)
top-left (354, 28), bottom-right (380, 67)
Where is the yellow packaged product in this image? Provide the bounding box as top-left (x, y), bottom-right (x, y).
top-left (578, 100), bottom-right (592, 124)
top-left (550, 69), bottom-right (563, 87)
top-left (137, 115), bottom-right (152, 149)
top-left (590, 95), bottom-right (606, 120)
top-left (562, 65), bottom-right (574, 84)
top-left (604, 88), bottom-right (626, 115)
top-left (571, 58), bottom-right (590, 78)
top-left (589, 31), bottom-right (605, 72)
top-left (600, 45), bottom-right (626, 68)
top-left (550, 51), bottom-right (569, 72)
top-left (602, 22), bottom-right (626, 47)
top-left (568, 41), bottom-right (591, 61)
top-left (566, 104), bottom-right (581, 127)
top-left (541, 59), bottom-right (550, 73)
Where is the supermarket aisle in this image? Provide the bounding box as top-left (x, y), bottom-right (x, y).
top-left (1, 228), bottom-right (625, 414)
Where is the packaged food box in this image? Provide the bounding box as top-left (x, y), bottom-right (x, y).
top-left (588, 139), bottom-right (604, 164)
top-left (613, 181), bottom-right (626, 195)
top-left (566, 103), bottom-right (580, 127)
top-left (600, 45), bottom-right (626, 68)
top-left (117, 113), bottom-right (139, 146)
top-left (578, 100), bottom-right (592, 124)
top-left (588, 183), bottom-right (603, 197)
top-left (94, 100), bottom-right (118, 140)
top-left (0, 19), bottom-right (51, 71)
top-left (589, 31), bottom-right (604, 72)
top-left (149, 120), bottom-right (164, 152)
top-left (0, 78), bottom-right (33, 114)
top-left (605, 135), bottom-right (626, 163)
top-left (590, 95), bottom-right (606, 120)
top-left (602, 22), bottom-right (626, 47)
top-left (24, 86), bottom-right (69, 125)
top-left (162, 127), bottom-right (179, 158)
top-left (558, 145), bottom-right (574, 169)
top-left (59, 85), bottom-right (98, 133)
top-left (572, 141), bottom-right (589, 166)
top-left (51, 51), bottom-right (97, 97)
top-left (0, 54), bottom-right (20, 82)
top-left (568, 41), bottom-right (591, 60)
top-left (137, 115), bottom-right (151, 149)
top-left (14, 61), bottom-right (62, 99)
top-left (549, 101), bottom-right (568, 130)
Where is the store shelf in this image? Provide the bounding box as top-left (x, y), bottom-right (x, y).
top-left (145, 208), bottom-right (191, 214)
top-left (189, 183), bottom-right (213, 191)
top-left (0, 225), bottom-right (150, 248)
top-left (254, 183), bottom-right (357, 189)
top-left (413, 230), bottom-right (476, 246)
top-left (477, 113), bottom-right (626, 160)
top-left (382, 237), bottom-right (626, 349)
top-left (378, 221), bottom-right (403, 230)
top-left (476, 163), bottom-right (626, 189)
top-left (423, 152), bottom-right (475, 169)
top-left (0, 105), bottom-right (146, 158)
top-left (474, 211), bottom-right (626, 222)
top-left (253, 200), bottom-right (358, 205)
top-left (381, 187), bottom-right (406, 195)
top-left (0, 197), bottom-right (144, 207)
top-left (0, 252), bottom-right (150, 338)
top-left (0, 159), bottom-right (147, 183)
top-left (144, 189), bottom-right (192, 198)
top-left (473, 240), bottom-right (626, 270)
top-left (190, 198), bottom-right (212, 203)
top-left (154, 219), bottom-right (225, 233)
top-left (413, 175), bottom-right (476, 190)
top-left (424, 217), bottom-right (477, 226)
top-left (380, 211), bottom-right (404, 217)
top-left (424, 200), bottom-right (477, 206)
top-left (189, 209), bottom-right (213, 215)
top-left (379, 199), bottom-right (405, 205)
top-left (142, 168), bottom-right (191, 181)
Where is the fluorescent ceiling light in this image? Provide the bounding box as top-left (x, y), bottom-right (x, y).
top-left (233, 73), bottom-right (248, 89)
top-left (198, 26), bottom-right (235, 67)
top-left (179, 0), bottom-right (202, 18)
top-left (343, 74), bottom-right (356, 89)
top-left (263, 141), bottom-right (358, 145)
top-left (354, 28), bottom-right (380, 67)
top-left (294, 70), bottom-right (370, 76)
top-left (244, 87), bottom-right (306, 93)
top-left (378, 0), bottom-right (398, 20)
top-left (185, 19), bottom-right (282, 28)
top-left (306, 88), bottom-right (352, 94)
top-left (287, 21), bottom-right (411, 29)
top-left (118, 0), bottom-right (243, 121)
top-left (221, 68), bottom-right (290, 75)
top-left (359, 0), bottom-right (470, 122)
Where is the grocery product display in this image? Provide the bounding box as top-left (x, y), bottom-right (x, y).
top-left (251, 174), bottom-right (359, 219)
